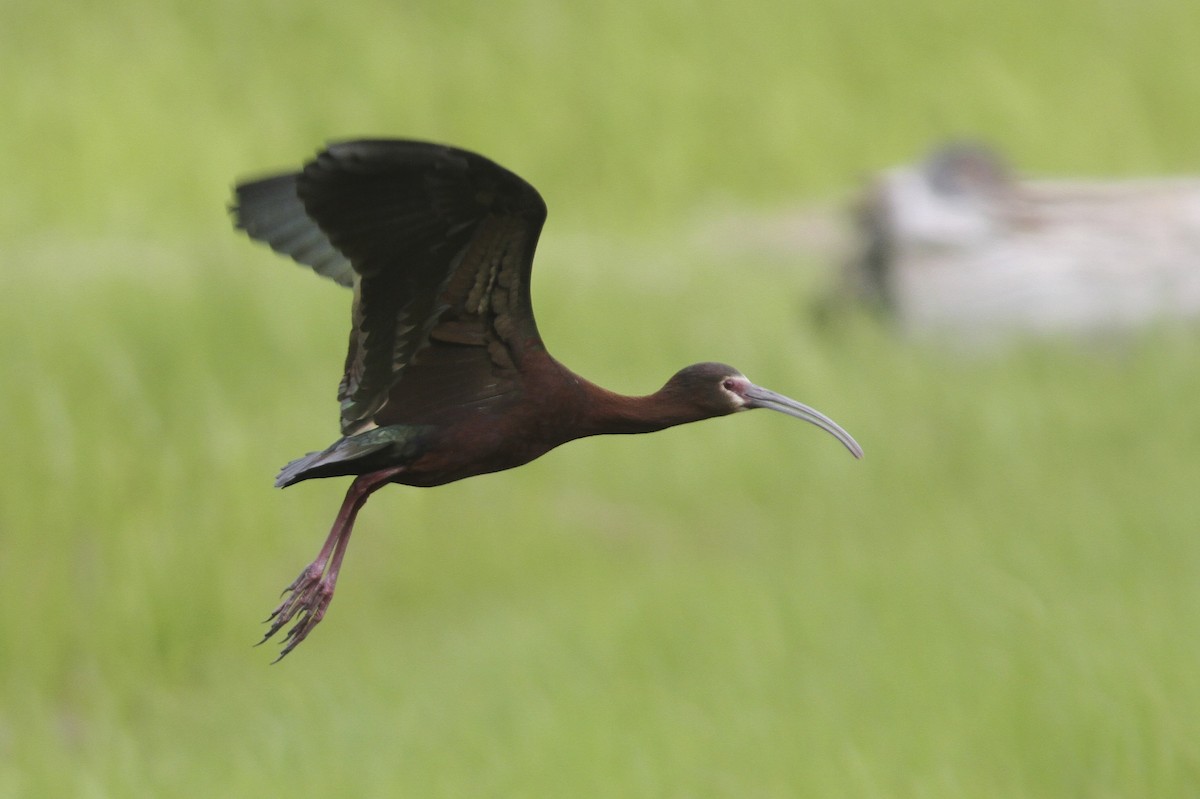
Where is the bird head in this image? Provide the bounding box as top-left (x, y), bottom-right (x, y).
top-left (666, 362), bottom-right (863, 458)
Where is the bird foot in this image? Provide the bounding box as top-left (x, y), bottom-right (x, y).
top-left (258, 564), bottom-right (335, 662)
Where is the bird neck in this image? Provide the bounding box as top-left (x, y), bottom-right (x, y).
top-left (577, 381), bottom-right (708, 437)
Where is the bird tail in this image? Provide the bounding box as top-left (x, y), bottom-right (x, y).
top-left (275, 449), bottom-right (333, 488)
top-left (275, 438), bottom-right (393, 488)
top-left (274, 426), bottom-right (429, 488)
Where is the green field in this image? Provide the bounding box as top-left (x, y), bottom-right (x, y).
top-left (4, 0), bottom-right (1200, 795)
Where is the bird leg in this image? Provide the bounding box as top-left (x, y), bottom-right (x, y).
top-left (259, 466), bottom-right (403, 661)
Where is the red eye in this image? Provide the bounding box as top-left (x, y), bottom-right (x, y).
top-left (722, 379), bottom-right (737, 391)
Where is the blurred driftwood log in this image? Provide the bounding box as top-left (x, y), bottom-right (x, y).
top-left (830, 143), bottom-right (1200, 339)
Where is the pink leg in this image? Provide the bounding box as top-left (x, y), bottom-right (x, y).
top-left (260, 466), bottom-right (404, 661)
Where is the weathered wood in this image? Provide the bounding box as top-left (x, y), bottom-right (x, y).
top-left (832, 143), bottom-right (1200, 339)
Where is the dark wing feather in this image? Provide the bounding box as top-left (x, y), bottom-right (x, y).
top-left (232, 173), bottom-right (356, 287)
top-left (295, 140), bottom-right (548, 435)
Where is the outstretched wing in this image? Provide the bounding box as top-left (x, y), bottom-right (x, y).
top-left (235, 139), bottom-right (552, 431)
top-left (234, 139), bottom-right (548, 436)
top-left (301, 141), bottom-right (549, 434)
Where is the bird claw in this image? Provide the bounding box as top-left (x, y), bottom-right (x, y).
top-left (258, 564), bottom-right (334, 662)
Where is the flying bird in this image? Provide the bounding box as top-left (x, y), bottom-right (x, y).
top-left (232, 139), bottom-right (862, 660)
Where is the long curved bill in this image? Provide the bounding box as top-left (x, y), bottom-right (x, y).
top-left (742, 384), bottom-right (864, 459)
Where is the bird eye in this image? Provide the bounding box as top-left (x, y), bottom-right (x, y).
top-left (722, 379), bottom-right (737, 391)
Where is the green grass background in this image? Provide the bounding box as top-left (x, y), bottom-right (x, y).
top-left (4, 0), bottom-right (1200, 795)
